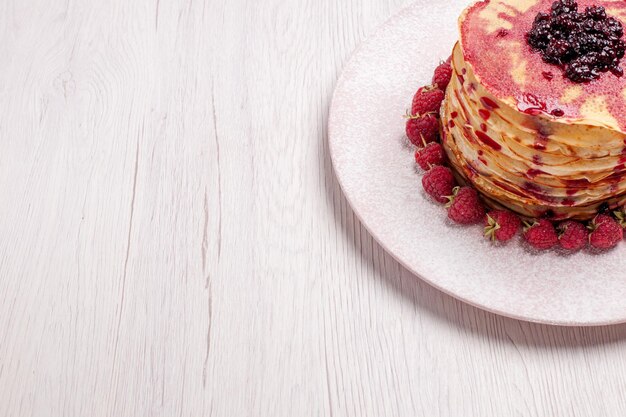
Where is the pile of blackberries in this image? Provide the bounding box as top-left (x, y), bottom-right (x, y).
top-left (527, 0), bottom-right (625, 82)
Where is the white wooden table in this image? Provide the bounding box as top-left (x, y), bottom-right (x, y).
top-left (2, 1), bottom-right (626, 415)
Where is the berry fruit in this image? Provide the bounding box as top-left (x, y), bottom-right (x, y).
top-left (411, 86), bottom-right (445, 117)
top-left (415, 142), bottom-right (447, 170)
top-left (422, 166), bottom-right (455, 204)
top-left (484, 210), bottom-right (520, 242)
top-left (524, 219), bottom-right (559, 250)
top-left (527, 0), bottom-right (626, 83)
top-left (406, 114), bottom-right (439, 146)
top-left (589, 214), bottom-right (623, 249)
top-left (432, 62), bottom-right (453, 89)
top-left (558, 220), bottom-right (587, 251)
top-left (446, 186), bottom-right (485, 224)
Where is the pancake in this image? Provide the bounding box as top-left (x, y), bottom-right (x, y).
top-left (442, 0), bottom-right (626, 220)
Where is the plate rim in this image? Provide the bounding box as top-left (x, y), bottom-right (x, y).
top-left (328, 1), bottom-right (626, 327)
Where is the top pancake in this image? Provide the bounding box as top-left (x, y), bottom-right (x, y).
top-left (460, 0), bottom-right (626, 131)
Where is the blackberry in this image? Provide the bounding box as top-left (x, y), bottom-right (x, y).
top-left (527, 0), bottom-right (625, 82)
top-left (551, 0), bottom-right (577, 15)
top-left (586, 6), bottom-right (606, 20)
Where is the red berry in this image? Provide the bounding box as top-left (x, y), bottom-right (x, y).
top-left (484, 210), bottom-right (520, 242)
top-left (558, 220), bottom-right (588, 251)
top-left (524, 219), bottom-right (558, 250)
top-left (406, 115), bottom-right (439, 146)
top-left (446, 186), bottom-right (485, 224)
top-left (595, 213), bottom-right (614, 225)
top-left (422, 166), bottom-right (455, 203)
top-left (411, 86), bottom-right (445, 116)
top-left (432, 63), bottom-right (453, 89)
top-left (589, 214), bottom-right (623, 250)
top-left (415, 142), bottom-right (447, 170)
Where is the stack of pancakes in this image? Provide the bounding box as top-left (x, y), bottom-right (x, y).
top-left (442, 0), bottom-right (626, 220)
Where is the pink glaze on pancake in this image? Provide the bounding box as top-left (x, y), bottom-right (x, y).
top-left (461, 0), bottom-right (626, 130)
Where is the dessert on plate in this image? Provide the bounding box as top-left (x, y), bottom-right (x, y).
top-left (406, 0), bottom-right (626, 249)
top-left (442, 0), bottom-right (626, 221)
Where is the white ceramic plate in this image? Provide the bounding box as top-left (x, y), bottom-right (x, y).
top-left (329, 0), bottom-right (626, 326)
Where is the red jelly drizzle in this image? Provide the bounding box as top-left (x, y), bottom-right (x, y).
top-left (534, 135), bottom-right (549, 150)
top-left (450, 111), bottom-right (458, 118)
top-left (480, 97), bottom-right (499, 110)
top-left (475, 131), bottom-right (502, 150)
top-left (480, 123), bottom-right (487, 132)
top-left (526, 169), bottom-right (546, 178)
top-left (523, 182), bottom-right (542, 193)
top-left (522, 182), bottom-right (556, 203)
top-left (562, 199), bottom-right (575, 206)
top-left (462, 125), bottom-right (477, 145)
top-left (496, 29), bottom-right (509, 37)
top-left (564, 178), bottom-right (591, 188)
top-left (605, 172), bottom-right (624, 186)
top-left (478, 109), bottom-right (491, 120)
top-left (449, 120), bottom-right (455, 128)
top-left (518, 93), bottom-right (547, 115)
top-left (466, 163), bottom-right (479, 178)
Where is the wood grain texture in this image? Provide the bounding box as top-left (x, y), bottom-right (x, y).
top-left (1, 0), bottom-right (626, 416)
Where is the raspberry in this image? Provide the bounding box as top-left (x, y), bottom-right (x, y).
top-left (415, 142), bottom-right (447, 170)
top-left (589, 214), bottom-right (623, 249)
top-left (422, 166), bottom-right (455, 203)
top-left (432, 63), bottom-right (453, 89)
top-left (446, 186), bottom-right (485, 224)
top-left (484, 210), bottom-right (520, 242)
top-left (595, 213), bottom-right (615, 225)
top-left (558, 220), bottom-right (587, 251)
top-left (524, 219), bottom-right (558, 250)
top-left (411, 86), bottom-right (445, 116)
top-left (405, 115), bottom-right (439, 146)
